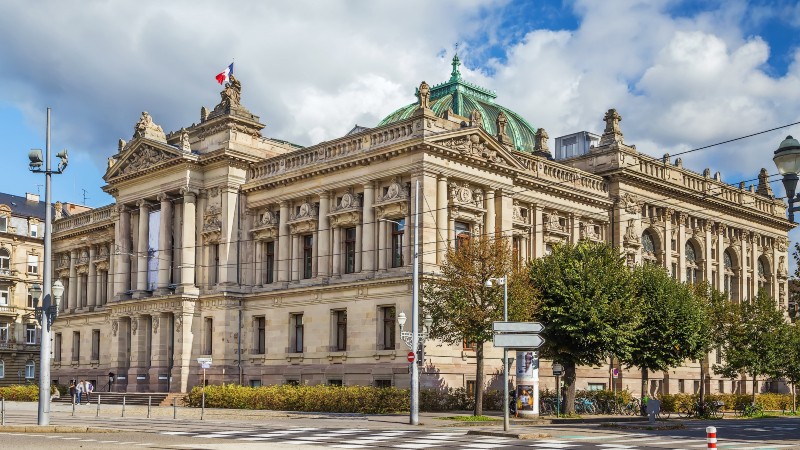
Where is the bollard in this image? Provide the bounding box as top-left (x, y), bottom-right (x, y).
top-left (707, 426), bottom-right (717, 450)
top-left (148, 396), bottom-right (151, 419)
top-left (122, 396), bottom-right (125, 418)
top-left (2, 396), bottom-right (5, 426)
top-left (96, 394), bottom-right (100, 417)
top-left (173, 397), bottom-right (177, 419)
top-left (72, 394), bottom-right (75, 416)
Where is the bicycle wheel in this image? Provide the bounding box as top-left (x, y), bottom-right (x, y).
top-left (660, 406), bottom-right (671, 420)
top-left (680, 405), bottom-right (692, 418)
top-left (710, 406), bottom-right (720, 419)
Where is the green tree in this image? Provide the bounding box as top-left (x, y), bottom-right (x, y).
top-left (421, 234), bottom-right (538, 416)
top-left (774, 318), bottom-right (800, 411)
top-left (528, 241), bottom-right (641, 414)
top-left (689, 282), bottom-right (732, 407)
top-left (622, 264), bottom-right (711, 401)
top-left (713, 289), bottom-right (787, 404)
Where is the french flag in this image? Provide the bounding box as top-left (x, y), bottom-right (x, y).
top-left (216, 63), bottom-right (234, 84)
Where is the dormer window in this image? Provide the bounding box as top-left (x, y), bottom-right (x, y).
top-left (0, 217), bottom-right (6, 233)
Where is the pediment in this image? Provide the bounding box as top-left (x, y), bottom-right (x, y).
top-left (427, 128), bottom-right (527, 171)
top-left (104, 138), bottom-right (194, 181)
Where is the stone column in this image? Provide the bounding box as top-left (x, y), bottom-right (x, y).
top-left (318, 193), bottom-right (331, 278)
top-left (411, 171), bottom-right (438, 271)
top-left (485, 189), bottom-right (496, 235)
top-left (405, 207), bottom-right (413, 267)
top-left (87, 245), bottom-right (97, 309)
top-left (740, 231), bottom-right (748, 301)
top-left (115, 205), bottom-right (132, 300)
top-left (533, 205), bottom-right (544, 259)
top-left (135, 199), bottom-right (151, 297)
top-left (705, 222), bottom-right (713, 283)
top-left (219, 186), bottom-right (239, 286)
top-left (436, 175), bottom-right (448, 264)
top-left (106, 243), bottom-right (114, 304)
top-left (278, 201), bottom-right (290, 282)
top-left (131, 209), bottom-right (139, 289)
top-left (570, 214), bottom-right (579, 245)
top-left (355, 224), bottom-right (363, 272)
top-left (68, 249), bottom-right (77, 312)
top-left (254, 240), bottom-right (263, 287)
top-left (196, 190), bottom-right (207, 287)
top-left (172, 198), bottom-right (183, 285)
top-left (678, 213), bottom-right (687, 283)
top-left (361, 183), bottom-right (375, 274)
top-left (95, 266), bottom-right (103, 306)
top-left (311, 230), bottom-right (319, 277)
top-left (378, 220), bottom-right (387, 272)
top-left (172, 312), bottom-right (195, 393)
top-left (717, 229), bottom-right (724, 292)
top-left (155, 193), bottom-right (173, 295)
top-left (663, 209), bottom-right (673, 277)
top-left (332, 227), bottom-right (341, 277)
top-left (751, 234), bottom-right (758, 298)
top-left (148, 313), bottom-right (171, 392)
top-left (242, 209), bottom-right (254, 288)
top-left (178, 188), bottom-right (198, 294)
top-left (291, 234), bottom-right (300, 282)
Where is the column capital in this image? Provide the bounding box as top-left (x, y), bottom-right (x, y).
top-left (319, 192), bottom-right (332, 200)
top-left (114, 203), bottom-right (130, 214)
top-left (198, 189), bottom-right (209, 200)
top-left (136, 199), bottom-right (153, 209)
top-left (279, 200), bottom-right (291, 208)
top-left (363, 181), bottom-right (375, 190)
top-left (437, 174), bottom-right (448, 182)
top-left (179, 186), bottom-right (199, 199)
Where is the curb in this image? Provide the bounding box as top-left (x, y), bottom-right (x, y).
top-left (0, 425), bottom-right (127, 433)
top-left (467, 430), bottom-right (551, 439)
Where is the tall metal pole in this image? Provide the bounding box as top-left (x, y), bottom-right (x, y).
top-left (38, 108), bottom-right (53, 426)
top-left (503, 273), bottom-right (509, 431)
top-left (410, 180), bottom-right (420, 425)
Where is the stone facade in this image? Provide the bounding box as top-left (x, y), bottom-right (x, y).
top-left (49, 67), bottom-right (794, 397)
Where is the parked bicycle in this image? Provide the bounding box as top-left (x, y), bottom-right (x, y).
top-left (680, 400), bottom-right (723, 418)
top-left (574, 397), bottom-right (597, 415)
top-left (735, 402), bottom-right (764, 417)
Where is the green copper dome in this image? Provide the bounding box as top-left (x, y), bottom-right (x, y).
top-left (378, 55), bottom-right (538, 153)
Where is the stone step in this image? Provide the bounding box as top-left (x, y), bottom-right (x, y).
top-left (54, 392), bottom-right (173, 406)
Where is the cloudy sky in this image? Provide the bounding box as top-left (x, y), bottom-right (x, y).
top-left (2, 0), bottom-right (800, 262)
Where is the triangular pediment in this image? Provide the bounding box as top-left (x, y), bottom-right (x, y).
top-left (104, 138), bottom-right (194, 181)
top-left (427, 127), bottom-right (527, 171)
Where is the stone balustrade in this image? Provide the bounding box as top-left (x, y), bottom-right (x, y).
top-left (54, 204), bottom-right (114, 233)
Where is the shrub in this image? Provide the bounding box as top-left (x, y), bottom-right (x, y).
top-left (0, 384), bottom-right (40, 402)
top-left (658, 393), bottom-right (793, 412)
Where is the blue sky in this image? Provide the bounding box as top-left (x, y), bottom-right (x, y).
top-left (1, 0), bottom-right (800, 263)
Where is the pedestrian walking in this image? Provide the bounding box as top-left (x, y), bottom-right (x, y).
top-left (85, 380), bottom-right (93, 405)
top-left (68, 381), bottom-right (77, 404)
top-left (76, 380), bottom-right (85, 405)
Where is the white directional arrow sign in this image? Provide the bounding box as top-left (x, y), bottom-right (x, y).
top-left (493, 333), bottom-right (545, 349)
top-left (492, 322), bottom-right (544, 333)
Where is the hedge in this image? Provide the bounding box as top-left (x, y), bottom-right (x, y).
top-left (184, 384), bottom-right (509, 413)
top-left (0, 384), bottom-right (42, 402)
top-left (659, 392), bottom-right (793, 412)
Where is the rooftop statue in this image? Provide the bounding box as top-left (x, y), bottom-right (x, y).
top-left (220, 74), bottom-right (242, 109)
top-left (418, 81), bottom-right (430, 109)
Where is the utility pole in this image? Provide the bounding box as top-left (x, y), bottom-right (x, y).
top-left (410, 179), bottom-right (420, 425)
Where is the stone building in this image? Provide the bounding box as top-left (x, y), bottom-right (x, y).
top-left (49, 57), bottom-right (794, 396)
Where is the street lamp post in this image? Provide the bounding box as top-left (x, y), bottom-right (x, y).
top-left (396, 311), bottom-right (432, 424)
top-left (28, 108), bottom-right (68, 425)
top-left (381, 179), bottom-right (421, 425)
top-left (486, 274), bottom-right (509, 431)
top-left (773, 135), bottom-right (800, 222)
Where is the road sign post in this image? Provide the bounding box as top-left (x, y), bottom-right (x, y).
top-left (407, 352), bottom-right (415, 363)
top-left (197, 358), bottom-right (211, 421)
top-left (492, 321), bottom-right (545, 428)
top-left (552, 363), bottom-right (563, 418)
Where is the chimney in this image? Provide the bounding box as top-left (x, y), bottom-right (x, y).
top-left (26, 193), bottom-right (39, 203)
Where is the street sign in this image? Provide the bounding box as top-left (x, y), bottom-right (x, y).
top-left (493, 333), bottom-right (545, 349)
top-left (612, 368), bottom-right (619, 378)
top-left (407, 352), bottom-right (415, 363)
top-left (552, 363), bottom-right (563, 376)
top-left (492, 322), bottom-right (544, 333)
top-left (201, 363), bottom-right (210, 369)
top-left (197, 357), bottom-right (212, 364)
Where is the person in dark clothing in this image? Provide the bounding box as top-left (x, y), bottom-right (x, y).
top-left (68, 381), bottom-right (77, 404)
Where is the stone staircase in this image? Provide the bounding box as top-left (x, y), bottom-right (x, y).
top-left (53, 392), bottom-right (181, 406)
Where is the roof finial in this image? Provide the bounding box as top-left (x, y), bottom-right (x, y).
top-left (450, 44), bottom-right (462, 82)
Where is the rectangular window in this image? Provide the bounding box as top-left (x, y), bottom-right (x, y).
top-left (588, 383), bottom-right (606, 391)
top-left (466, 380), bottom-right (477, 396)
top-left (716, 346), bottom-right (722, 364)
top-left (204, 318), bottom-right (213, 355)
top-left (72, 331), bottom-right (80, 362)
top-left (54, 333), bottom-right (62, 362)
top-left (455, 222), bottom-right (470, 250)
top-left (693, 380), bottom-right (701, 394)
top-left (718, 380), bottom-right (724, 393)
top-left (678, 379), bottom-right (685, 393)
top-left (327, 379), bottom-right (343, 387)
top-left (25, 323), bottom-right (36, 344)
top-left (345, 228), bottom-right (356, 274)
top-left (336, 310), bottom-right (347, 352)
top-left (383, 306), bottom-right (396, 350)
top-left (27, 254), bottom-right (38, 274)
top-left (27, 290), bottom-right (33, 308)
top-left (711, 248), bottom-right (716, 259)
top-left (0, 287), bottom-right (8, 306)
top-left (0, 322), bottom-right (7, 342)
top-left (25, 361), bottom-right (34, 379)
top-left (294, 314), bottom-right (304, 353)
top-left (256, 317), bottom-right (266, 354)
top-left (91, 329), bottom-right (100, 360)
top-left (30, 223), bottom-right (37, 237)
top-left (265, 241), bottom-right (275, 284)
top-left (391, 221), bottom-right (404, 267)
top-left (375, 379), bottom-right (392, 389)
top-left (0, 216), bottom-right (6, 232)
top-left (250, 379), bottom-right (261, 388)
top-left (303, 235), bottom-right (313, 279)
top-left (671, 263), bottom-right (677, 279)
top-left (463, 339), bottom-right (476, 351)
top-left (671, 239), bottom-right (676, 251)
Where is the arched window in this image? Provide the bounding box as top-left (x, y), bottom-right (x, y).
top-left (724, 251), bottom-right (733, 270)
top-left (723, 250), bottom-right (736, 300)
top-left (0, 248), bottom-right (8, 270)
top-left (758, 259), bottom-right (765, 276)
top-left (685, 241), bottom-right (698, 283)
top-left (642, 231), bottom-right (655, 253)
top-left (24, 360), bottom-right (34, 379)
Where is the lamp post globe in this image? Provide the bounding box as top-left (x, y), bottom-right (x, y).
top-left (52, 280), bottom-right (64, 310)
top-left (423, 314), bottom-right (433, 329)
top-left (397, 311), bottom-right (407, 329)
top-left (29, 283), bottom-right (42, 309)
top-left (774, 135), bottom-right (800, 222)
